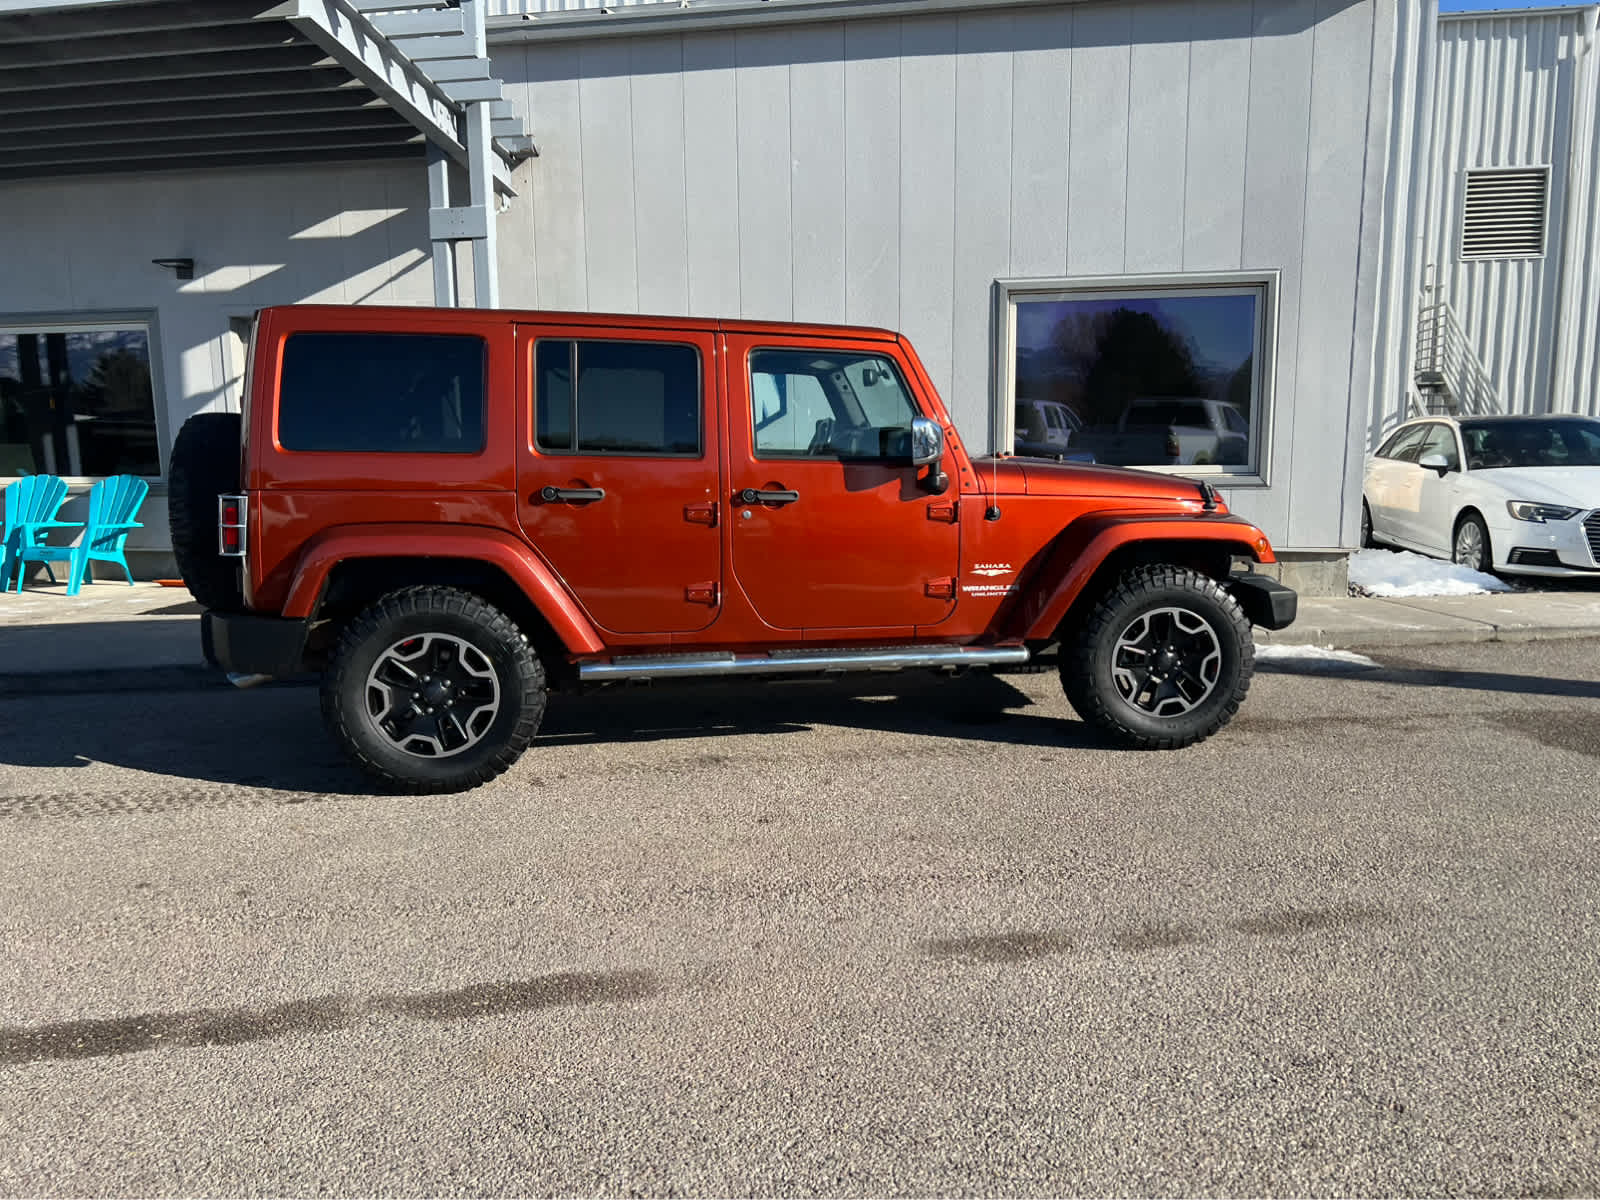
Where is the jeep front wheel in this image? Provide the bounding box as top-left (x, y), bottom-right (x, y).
top-left (322, 586), bottom-right (546, 793)
top-left (1062, 564), bottom-right (1253, 750)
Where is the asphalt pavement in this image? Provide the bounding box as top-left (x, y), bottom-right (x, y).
top-left (1, 636), bottom-right (1598, 1196)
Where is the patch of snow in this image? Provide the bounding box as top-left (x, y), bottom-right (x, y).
top-left (1348, 548), bottom-right (1513, 598)
top-left (1256, 644), bottom-right (1379, 671)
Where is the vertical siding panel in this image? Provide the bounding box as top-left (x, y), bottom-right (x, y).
top-left (789, 24), bottom-right (848, 324)
top-left (735, 28), bottom-right (793, 320)
top-left (682, 32), bottom-right (741, 317)
top-left (526, 44), bottom-right (588, 309)
top-left (1287, 0), bottom-right (1373, 548)
top-left (899, 15), bottom-right (958, 404)
top-left (1182, 0), bottom-right (1253, 272)
top-left (1067, 6), bottom-right (1131, 276)
top-left (1123, 0), bottom-right (1190, 275)
top-left (1231, 0), bottom-right (1316, 543)
top-left (630, 36), bottom-right (690, 315)
top-left (1007, 6), bottom-right (1072, 278)
top-left (578, 42), bottom-right (639, 311)
top-left (951, 11), bottom-right (1013, 443)
top-left (493, 43), bottom-right (539, 309)
top-left (843, 18), bottom-right (902, 328)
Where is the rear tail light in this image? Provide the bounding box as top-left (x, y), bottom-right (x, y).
top-left (218, 494), bottom-right (247, 557)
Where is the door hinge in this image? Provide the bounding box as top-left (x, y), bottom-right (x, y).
top-left (686, 581), bottom-right (719, 605)
top-left (927, 500), bottom-right (959, 523)
top-left (925, 577), bottom-right (956, 600)
top-left (684, 501), bottom-right (718, 527)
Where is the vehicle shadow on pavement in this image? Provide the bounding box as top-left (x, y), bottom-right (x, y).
top-left (537, 669), bottom-right (1113, 751)
top-left (0, 685), bottom-right (379, 798)
top-left (1256, 655), bottom-right (1600, 699)
top-left (0, 670), bottom-right (1106, 802)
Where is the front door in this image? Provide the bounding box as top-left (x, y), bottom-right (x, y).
top-left (515, 326), bottom-right (722, 636)
top-left (722, 334), bottom-right (960, 632)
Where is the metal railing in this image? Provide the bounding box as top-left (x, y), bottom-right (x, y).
top-left (1413, 301), bottom-right (1502, 416)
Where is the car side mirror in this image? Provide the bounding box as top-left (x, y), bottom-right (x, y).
top-left (1418, 452), bottom-right (1453, 476)
top-left (910, 416), bottom-right (949, 493)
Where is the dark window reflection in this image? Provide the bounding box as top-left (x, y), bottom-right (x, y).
top-left (1012, 292), bottom-right (1261, 469)
top-left (0, 328), bottom-right (159, 477)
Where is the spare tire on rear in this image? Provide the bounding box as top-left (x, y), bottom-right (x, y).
top-left (168, 411), bottom-right (244, 613)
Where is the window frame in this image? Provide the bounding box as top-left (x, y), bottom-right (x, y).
top-left (746, 346), bottom-right (922, 464)
top-left (532, 337), bottom-right (705, 460)
top-left (994, 271), bottom-right (1279, 486)
top-left (275, 330), bottom-right (490, 456)
top-left (0, 308), bottom-right (168, 484)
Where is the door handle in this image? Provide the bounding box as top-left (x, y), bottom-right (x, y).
top-left (738, 487), bottom-right (800, 506)
top-left (539, 485), bottom-right (606, 504)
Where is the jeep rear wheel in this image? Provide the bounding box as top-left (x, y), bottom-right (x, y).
top-left (1062, 564), bottom-right (1253, 750)
top-left (322, 586), bottom-right (546, 793)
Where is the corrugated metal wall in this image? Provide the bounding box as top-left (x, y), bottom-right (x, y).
top-left (1400, 6), bottom-right (1600, 431)
top-left (490, 0), bottom-right (1397, 550)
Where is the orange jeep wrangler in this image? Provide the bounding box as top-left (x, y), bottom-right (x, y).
top-left (168, 305), bottom-right (1296, 793)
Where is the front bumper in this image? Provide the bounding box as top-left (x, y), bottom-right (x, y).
top-left (1491, 508), bottom-right (1600, 576)
top-left (1228, 573), bottom-right (1298, 630)
top-left (201, 610), bottom-right (310, 679)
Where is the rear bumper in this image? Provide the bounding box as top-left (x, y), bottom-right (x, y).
top-left (1228, 573), bottom-right (1298, 630)
top-left (201, 610), bottom-right (310, 678)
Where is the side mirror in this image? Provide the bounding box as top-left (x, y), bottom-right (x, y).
top-left (1418, 452), bottom-right (1453, 476)
top-left (910, 416), bottom-right (949, 494)
top-left (911, 416), bottom-right (944, 466)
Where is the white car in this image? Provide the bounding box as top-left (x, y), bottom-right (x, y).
top-left (1362, 414), bottom-right (1600, 577)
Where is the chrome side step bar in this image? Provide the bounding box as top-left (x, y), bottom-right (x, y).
top-left (578, 644), bottom-right (1030, 683)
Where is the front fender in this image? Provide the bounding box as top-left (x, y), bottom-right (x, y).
top-left (1013, 513), bottom-right (1276, 643)
top-left (281, 523), bottom-right (605, 655)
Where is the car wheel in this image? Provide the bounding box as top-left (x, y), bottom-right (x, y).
top-left (1361, 500), bottom-right (1376, 549)
top-left (1061, 565), bottom-right (1254, 750)
top-left (1452, 512), bottom-right (1493, 575)
top-left (321, 586), bottom-right (546, 794)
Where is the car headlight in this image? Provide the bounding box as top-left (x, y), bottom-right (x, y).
top-left (1506, 501), bottom-right (1581, 523)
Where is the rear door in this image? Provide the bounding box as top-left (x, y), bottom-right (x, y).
top-left (1366, 423), bottom-right (1430, 542)
top-left (515, 326), bottom-right (723, 636)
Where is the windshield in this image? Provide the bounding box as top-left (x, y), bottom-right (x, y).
top-left (1459, 419), bottom-right (1600, 469)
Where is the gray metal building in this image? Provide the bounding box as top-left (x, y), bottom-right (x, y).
top-left (4, 0), bottom-right (1593, 590)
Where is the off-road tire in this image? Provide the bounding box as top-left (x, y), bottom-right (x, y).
top-left (167, 411), bottom-right (244, 612)
top-left (1061, 564), bottom-right (1253, 750)
top-left (322, 586), bottom-right (546, 794)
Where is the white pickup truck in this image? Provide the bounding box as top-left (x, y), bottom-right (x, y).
top-left (1074, 397), bottom-right (1250, 467)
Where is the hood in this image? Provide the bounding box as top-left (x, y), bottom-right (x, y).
top-left (978, 456), bottom-right (1209, 504)
top-left (1470, 465), bottom-right (1600, 509)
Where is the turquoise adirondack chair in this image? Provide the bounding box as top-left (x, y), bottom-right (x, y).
top-left (64, 476), bottom-right (149, 595)
top-left (2, 475), bottom-right (75, 592)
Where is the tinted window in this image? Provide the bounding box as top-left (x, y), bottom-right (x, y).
top-left (278, 333), bottom-right (485, 454)
top-left (1460, 418), bottom-right (1600, 469)
top-left (536, 340), bottom-right (700, 456)
top-left (751, 350), bottom-right (917, 460)
top-left (1378, 425), bottom-right (1429, 462)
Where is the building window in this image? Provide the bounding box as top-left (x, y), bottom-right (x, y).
top-left (0, 319), bottom-right (160, 478)
top-left (997, 273), bottom-right (1278, 482)
top-left (1461, 168), bottom-right (1549, 260)
top-left (535, 340), bottom-right (701, 456)
top-left (278, 332), bottom-right (487, 454)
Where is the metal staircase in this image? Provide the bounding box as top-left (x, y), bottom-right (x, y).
top-left (1413, 300), bottom-right (1502, 416)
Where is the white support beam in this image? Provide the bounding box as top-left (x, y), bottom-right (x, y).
top-left (424, 58), bottom-right (492, 82)
top-left (439, 78), bottom-right (504, 104)
top-left (370, 10), bottom-right (464, 38)
top-left (426, 140), bottom-right (458, 307)
top-left (259, 0), bottom-right (515, 196)
top-left (400, 34), bottom-right (477, 61)
top-left (461, 0), bottom-right (496, 308)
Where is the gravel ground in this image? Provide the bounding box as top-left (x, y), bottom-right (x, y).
top-left (1, 638), bottom-right (1597, 1197)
